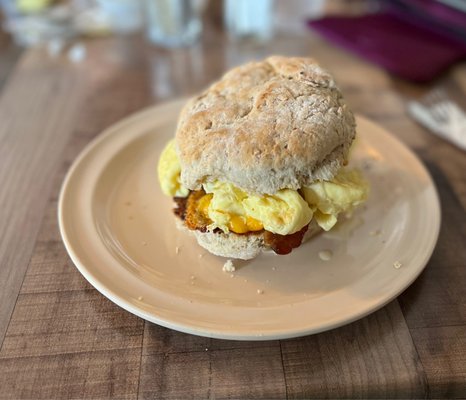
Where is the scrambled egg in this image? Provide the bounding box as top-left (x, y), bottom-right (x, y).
top-left (158, 140), bottom-right (368, 235)
top-left (157, 139), bottom-right (189, 197)
top-left (302, 169), bottom-right (368, 231)
top-left (203, 182), bottom-right (312, 235)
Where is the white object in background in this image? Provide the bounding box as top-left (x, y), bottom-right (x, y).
top-left (144, 0), bottom-right (205, 48)
top-left (95, 0), bottom-right (143, 34)
top-left (73, 7), bottom-right (112, 36)
top-left (275, 0), bottom-right (325, 34)
top-left (1, 3), bottom-right (76, 47)
top-left (67, 42), bottom-right (86, 63)
top-left (224, 0), bottom-right (274, 41)
top-left (47, 37), bottom-right (65, 56)
top-left (408, 90), bottom-right (466, 151)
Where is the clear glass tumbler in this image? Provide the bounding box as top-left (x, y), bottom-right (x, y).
top-left (144, 0), bottom-right (203, 48)
top-left (224, 0), bottom-right (274, 42)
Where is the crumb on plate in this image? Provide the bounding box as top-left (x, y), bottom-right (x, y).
top-left (318, 249), bottom-right (333, 261)
top-left (223, 259), bottom-right (236, 272)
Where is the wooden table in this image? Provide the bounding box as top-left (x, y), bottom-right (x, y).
top-left (0, 23), bottom-right (465, 399)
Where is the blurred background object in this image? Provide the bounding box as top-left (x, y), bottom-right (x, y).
top-left (224, 0), bottom-right (274, 42)
top-left (93, 0), bottom-right (142, 34)
top-left (308, 0), bottom-right (466, 82)
top-left (275, 0), bottom-right (378, 34)
top-left (0, 0), bottom-right (465, 80)
top-left (0, 0), bottom-right (143, 47)
top-left (408, 89), bottom-right (466, 151)
top-left (144, 0), bottom-right (206, 48)
top-left (1, 0), bottom-right (75, 46)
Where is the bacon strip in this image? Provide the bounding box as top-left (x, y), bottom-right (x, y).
top-left (173, 196), bottom-right (188, 220)
top-left (263, 224), bottom-right (309, 255)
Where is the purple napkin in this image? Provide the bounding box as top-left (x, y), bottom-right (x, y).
top-left (308, 1), bottom-right (466, 82)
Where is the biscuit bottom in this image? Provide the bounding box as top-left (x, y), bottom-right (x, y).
top-left (175, 217), bottom-right (321, 260)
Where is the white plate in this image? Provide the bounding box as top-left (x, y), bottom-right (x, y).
top-left (58, 99), bottom-right (440, 340)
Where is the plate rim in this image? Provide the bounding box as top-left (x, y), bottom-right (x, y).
top-left (58, 98), bottom-right (441, 340)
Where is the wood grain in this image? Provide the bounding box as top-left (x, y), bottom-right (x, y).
top-left (139, 341), bottom-right (286, 399)
top-left (139, 321), bottom-right (285, 398)
top-left (0, 49), bottom-right (87, 345)
top-left (411, 326), bottom-right (466, 398)
top-left (140, 348), bottom-right (287, 400)
top-left (281, 301), bottom-right (427, 398)
top-left (0, 288), bottom-right (143, 358)
top-left (0, 32), bottom-right (21, 90)
top-left (0, 349), bottom-right (140, 399)
top-left (0, 37), bottom-right (153, 399)
top-left (398, 162), bottom-right (466, 329)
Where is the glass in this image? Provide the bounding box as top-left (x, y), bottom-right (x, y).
top-left (144, 0), bottom-right (203, 48)
top-left (224, 0), bottom-right (274, 42)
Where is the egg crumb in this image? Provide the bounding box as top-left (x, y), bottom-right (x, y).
top-left (223, 259), bottom-right (236, 272)
top-left (393, 261), bottom-right (402, 269)
top-left (318, 250), bottom-right (333, 261)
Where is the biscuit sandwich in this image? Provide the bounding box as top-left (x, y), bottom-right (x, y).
top-left (158, 56), bottom-right (368, 260)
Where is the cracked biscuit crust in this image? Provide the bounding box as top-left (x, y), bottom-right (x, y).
top-left (176, 56), bottom-right (356, 194)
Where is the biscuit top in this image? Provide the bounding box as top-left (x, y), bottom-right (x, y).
top-left (175, 56), bottom-right (356, 194)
